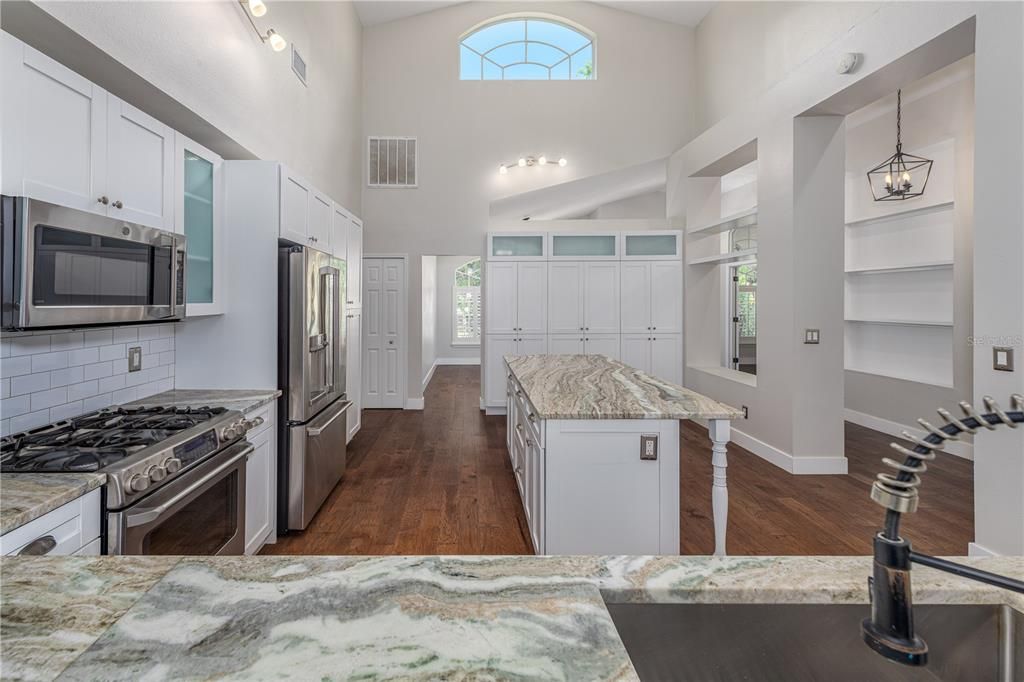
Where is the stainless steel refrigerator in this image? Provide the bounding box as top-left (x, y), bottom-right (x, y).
top-left (278, 245), bottom-right (350, 531)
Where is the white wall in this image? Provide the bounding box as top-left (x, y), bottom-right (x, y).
top-left (694, 1), bottom-right (883, 133)
top-left (361, 1), bottom-right (697, 402)
top-left (421, 256), bottom-right (437, 389)
top-left (30, 0), bottom-right (363, 209)
top-left (435, 256), bottom-right (482, 363)
top-left (587, 191), bottom-right (667, 219)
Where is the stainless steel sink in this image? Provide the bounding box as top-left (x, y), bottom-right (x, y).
top-left (605, 603), bottom-right (1022, 681)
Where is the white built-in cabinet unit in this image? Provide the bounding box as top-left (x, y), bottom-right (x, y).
top-left (243, 401), bottom-right (277, 555)
top-left (1, 34), bottom-right (174, 230)
top-left (333, 202), bottom-right (363, 442)
top-left (483, 231), bottom-right (683, 411)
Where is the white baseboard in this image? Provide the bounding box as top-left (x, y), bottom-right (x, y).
top-left (729, 426), bottom-right (849, 475)
top-left (479, 397), bottom-right (485, 411)
top-left (844, 408), bottom-right (973, 460)
top-left (968, 542), bottom-right (1000, 557)
top-left (422, 360), bottom-right (438, 393)
top-left (405, 397), bottom-right (424, 410)
top-left (436, 356), bottom-right (480, 365)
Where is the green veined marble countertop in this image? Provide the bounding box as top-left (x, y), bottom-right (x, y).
top-left (2, 554), bottom-right (1021, 681)
top-left (0, 473), bottom-right (105, 536)
top-left (506, 355), bottom-right (744, 420)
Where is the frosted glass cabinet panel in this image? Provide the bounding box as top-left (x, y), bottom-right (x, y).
top-left (622, 233), bottom-right (681, 259)
top-left (488, 234), bottom-right (545, 260)
top-left (174, 134), bottom-right (224, 316)
top-left (550, 234), bottom-right (618, 259)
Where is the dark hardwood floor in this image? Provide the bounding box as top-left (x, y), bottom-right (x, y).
top-left (263, 365), bottom-right (974, 556)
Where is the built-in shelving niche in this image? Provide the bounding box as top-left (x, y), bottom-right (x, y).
top-left (843, 161), bottom-right (956, 388)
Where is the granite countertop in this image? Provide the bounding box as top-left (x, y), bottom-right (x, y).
top-left (124, 388), bottom-right (282, 414)
top-left (506, 354), bottom-right (743, 420)
top-left (2, 554), bottom-right (1021, 681)
top-left (0, 473), bottom-right (106, 537)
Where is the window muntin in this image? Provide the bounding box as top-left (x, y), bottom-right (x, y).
top-left (453, 259), bottom-right (482, 345)
top-left (460, 18), bottom-right (594, 81)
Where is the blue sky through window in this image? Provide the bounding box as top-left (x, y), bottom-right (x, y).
top-left (460, 17), bottom-right (594, 81)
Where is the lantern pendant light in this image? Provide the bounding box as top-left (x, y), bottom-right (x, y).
top-left (866, 89), bottom-right (933, 201)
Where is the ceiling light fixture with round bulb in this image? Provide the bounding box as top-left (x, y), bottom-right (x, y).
top-left (558, 158), bottom-right (567, 167)
top-left (537, 156), bottom-right (547, 166)
top-left (517, 157), bottom-right (527, 168)
top-left (498, 164), bottom-right (508, 175)
top-left (248, 0), bottom-right (267, 17)
top-left (266, 29), bottom-right (287, 52)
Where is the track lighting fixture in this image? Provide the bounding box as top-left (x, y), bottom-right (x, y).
top-left (239, 0), bottom-right (287, 54)
top-left (498, 155), bottom-right (568, 174)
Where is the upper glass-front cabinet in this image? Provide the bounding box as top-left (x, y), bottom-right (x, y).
top-left (622, 232), bottom-right (681, 260)
top-left (549, 233), bottom-right (619, 259)
top-left (487, 233), bottom-right (546, 261)
top-left (174, 134), bottom-right (224, 316)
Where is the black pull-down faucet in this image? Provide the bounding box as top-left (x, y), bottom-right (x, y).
top-left (861, 394), bottom-right (1024, 667)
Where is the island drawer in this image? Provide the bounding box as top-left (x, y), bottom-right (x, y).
top-left (1, 487), bottom-right (101, 556)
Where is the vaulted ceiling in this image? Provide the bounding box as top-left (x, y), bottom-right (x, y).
top-left (352, 1), bottom-right (715, 28)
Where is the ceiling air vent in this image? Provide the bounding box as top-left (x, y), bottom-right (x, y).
top-left (368, 137), bottom-right (417, 188)
top-left (291, 45), bottom-right (307, 86)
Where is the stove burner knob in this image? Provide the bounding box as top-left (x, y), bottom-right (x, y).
top-left (128, 473), bottom-right (151, 493)
top-left (163, 457), bottom-right (182, 474)
top-left (223, 427), bottom-right (237, 440)
top-left (146, 465), bottom-right (167, 483)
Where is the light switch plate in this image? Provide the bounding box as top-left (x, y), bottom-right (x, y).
top-left (804, 329), bottom-right (820, 344)
top-left (640, 434), bottom-right (658, 460)
top-left (128, 346), bottom-right (142, 372)
top-left (993, 346), bottom-right (1014, 372)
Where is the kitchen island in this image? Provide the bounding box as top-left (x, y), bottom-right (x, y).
top-left (2, 554), bottom-right (1021, 680)
top-left (504, 355), bottom-right (742, 556)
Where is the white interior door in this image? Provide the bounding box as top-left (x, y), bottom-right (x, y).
top-left (584, 262), bottom-right (620, 333)
top-left (106, 95), bottom-right (173, 229)
top-left (362, 258), bottom-right (405, 409)
top-left (515, 262), bottom-right (548, 334)
top-left (485, 262), bottom-right (517, 334)
top-left (619, 262), bottom-right (651, 334)
top-left (650, 262), bottom-right (683, 334)
top-left (548, 262), bottom-right (583, 334)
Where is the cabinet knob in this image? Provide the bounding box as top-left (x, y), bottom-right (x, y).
top-left (97, 196), bottom-right (109, 205)
top-left (112, 200), bottom-right (123, 209)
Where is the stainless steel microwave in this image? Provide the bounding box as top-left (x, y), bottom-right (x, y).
top-left (1, 196), bottom-right (186, 330)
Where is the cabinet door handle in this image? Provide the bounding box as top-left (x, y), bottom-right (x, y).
top-left (18, 535), bottom-right (57, 556)
top-left (112, 200), bottom-right (123, 209)
top-left (97, 196), bottom-right (109, 205)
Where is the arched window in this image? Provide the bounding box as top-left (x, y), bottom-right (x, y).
top-left (453, 259), bottom-right (482, 344)
top-left (460, 16), bottom-right (594, 81)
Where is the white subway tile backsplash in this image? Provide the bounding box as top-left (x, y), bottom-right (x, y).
top-left (50, 366), bottom-right (84, 388)
top-left (50, 400), bottom-right (84, 422)
top-left (31, 351), bottom-right (68, 373)
top-left (2, 394), bottom-right (32, 418)
top-left (83, 361), bottom-right (114, 380)
top-left (11, 372), bottom-right (50, 396)
top-left (31, 387), bottom-right (68, 411)
top-left (68, 347), bottom-right (100, 367)
top-left (99, 343), bottom-right (127, 362)
top-left (0, 323), bottom-right (177, 425)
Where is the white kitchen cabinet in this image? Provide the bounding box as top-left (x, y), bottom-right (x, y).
top-left (620, 261), bottom-right (682, 334)
top-left (346, 309), bottom-right (362, 443)
top-left (621, 334), bottom-right (652, 371)
top-left (346, 213), bottom-right (363, 308)
top-left (106, 96), bottom-right (174, 230)
top-left (308, 188), bottom-right (332, 252)
top-left (549, 333), bottom-right (618, 359)
top-left (548, 335), bottom-right (585, 355)
top-left (279, 166), bottom-right (311, 245)
top-left (484, 334), bottom-right (546, 406)
top-left (621, 333), bottom-right (682, 384)
top-left (487, 233), bottom-right (546, 260)
top-left (243, 403), bottom-right (277, 555)
top-left (1, 488), bottom-right (100, 556)
top-left (174, 133), bottom-right (225, 316)
top-left (485, 262), bottom-right (547, 335)
top-left (548, 232), bottom-right (619, 260)
top-left (2, 35), bottom-right (172, 230)
top-left (622, 231), bottom-right (681, 260)
top-left (526, 433), bottom-right (545, 553)
top-left (1, 35), bottom-right (108, 213)
top-left (548, 262), bottom-right (619, 334)
top-left (331, 203), bottom-right (348, 260)
top-left (585, 334), bottom-right (620, 360)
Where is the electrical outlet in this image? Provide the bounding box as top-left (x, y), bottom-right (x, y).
top-left (742, 405), bottom-right (749, 419)
top-left (640, 434), bottom-right (658, 460)
top-left (804, 329), bottom-right (820, 344)
top-left (128, 346), bottom-right (142, 372)
top-left (993, 346), bottom-right (1014, 372)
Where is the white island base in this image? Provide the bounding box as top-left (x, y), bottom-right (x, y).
top-left (505, 355), bottom-right (739, 556)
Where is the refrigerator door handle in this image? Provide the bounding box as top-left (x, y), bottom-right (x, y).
top-left (307, 400), bottom-right (351, 436)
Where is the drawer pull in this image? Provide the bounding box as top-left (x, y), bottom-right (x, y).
top-left (527, 413), bottom-right (536, 423)
top-left (19, 535), bottom-right (57, 556)
top-left (515, 423), bottom-right (523, 431)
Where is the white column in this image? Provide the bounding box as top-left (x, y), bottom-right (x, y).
top-left (708, 418), bottom-right (730, 556)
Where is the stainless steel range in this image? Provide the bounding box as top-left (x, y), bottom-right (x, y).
top-left (0, 405), bottom-right (258, 555)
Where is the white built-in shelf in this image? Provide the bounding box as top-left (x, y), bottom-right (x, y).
top-left (844, 260), bottom-right (954, 275)
top-left (687, 248), bottom-right (757, 266)
top-left (687, 365), bottom-right (758, 387)
top-left (688, 207), bottom-right (758, 237)
top-left (845, 201), bottom-right (954, 228)
top-left (844, 317), bottom-right (953, 328)
top-left (844, 367), bottom-right (955, 389)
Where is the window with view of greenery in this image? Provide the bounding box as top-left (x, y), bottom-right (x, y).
top-left (453, 259), bottom-right (482, 345)
top-left (729, 262), bottom-right (757, 375)
top-left (460, 17), bottom-right (595, 80)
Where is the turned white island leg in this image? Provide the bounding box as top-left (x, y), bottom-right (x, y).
top-left (708, 419), bottom-right (730, 556)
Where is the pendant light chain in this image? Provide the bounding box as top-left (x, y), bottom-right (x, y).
top-left (896, 89), bottom-right (902, 151)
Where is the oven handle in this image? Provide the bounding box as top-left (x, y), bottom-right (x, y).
top-left (125, 441), bottom-right (252, 528)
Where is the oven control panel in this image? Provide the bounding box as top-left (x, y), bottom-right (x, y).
top-left (173, 429), bottom-right (220, 466)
